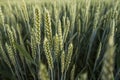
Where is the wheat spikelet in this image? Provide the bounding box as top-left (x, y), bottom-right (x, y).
top-left (93, 2), bottom-right (100, 29)
top-left (62, 16), bottom-right (66, 28)
top-left (85, 1), bottom-right (91, 17)
top-left (16, 24), bottom-right (23, 45)
top-left (63, 17), bottom-right (70, 43)
top-left (39, 62), bottom-right (50, 80)
top-left (0, 35), bottom-right (8, 65)
top-left (5, 43), bottom-right (15, 64)
top-left (79, 72), bottom-right (87, 80)
top-left (21, 0), bottom-right (29, 22)
top-left (94, 42), bottom-right (102, 71)
top-left (43, 37), bottom-right (53, 70)
top-left (7, 0), bottom-right (12, 11)
top-left (11, 27), bottom-right (17, 41)
top-left (0, 41), bottom-right (14, 70)
top-left (0, 43), bottom-right (10, 66)
top-left (53, 33), bottom-right (59, 60)
top-left (84, 0), bottom-right (91, 31)
top-left (34, 6), bottom-right (41, 45)
top-left (0, 41), bottom-right (5, 58)
top-left (58, 20), bottom-right (63, 52)
top-left (30, 6), bottom-right (41, 59)
top-left (6, 25), bottom-right (16, 53)
top-left (102, 19), bottom-right (115, 80)
top-left (70, 65), bottom-right (75, 80)
top-left (31, 28), bottom-right (37, 60)
top-left (53, 2), bottom-right (59, 25)
top-left (30, 6), bottom-right (41, 61)
top-left (65, 43), bottom-right (73, 70)
top-left (11, 27), bottom-right (17, 53)
top-left (77, 19), bottom-right (81, 36)
top-left (0, 6), bottom-right (4, 26)
top-left (44, 8), bottom-right (53, 49)
top-left (69, 1), bottom-right (76, 33)
top-left (61, 51), bottom-right (65, 73)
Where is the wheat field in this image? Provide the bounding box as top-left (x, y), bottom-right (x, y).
top-left (0, 0), bottom-right (120, 80)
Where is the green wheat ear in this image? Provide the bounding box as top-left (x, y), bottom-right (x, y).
top-left (58, 20), bottom-right (63, 52)
top-left (0, 35), bottom-right (9, 65)
top-left (6, 25), bottom-right (16, 53)
top-left (102, 19), bottom-right (115, 80)
top-left (0, 6), bottom-right (4, 26)
top-left (63, 17), bottom-right (70, 43)
top-left (43, 37), bottom-right (54, 70)
top-left (5, 43), bottom-right (15, 65)
top-left (79, 72), bottom-right (87, 80)
top-left (53, 33), bottom-right (59, 60)
top-left (30, 6), bottom-right (41, 60)
top-left (65, 43), bottom-right (73, 71)
top-left (61, 51), bottom-right (65, 73)
top-left (31, 28), bottom-right (37, 60)
top-left (44, 8), bottom-right (53, 49)
top-left (34, 6), bottom-right (41, 45)
top-left (93, 2), bottom-right (100, 29)
top-left (71, 65), bottom-right (75, 80)
top-left (21, 0), bottom-right (29, 22)
top-left (39, 62), bottom-right (50, 80)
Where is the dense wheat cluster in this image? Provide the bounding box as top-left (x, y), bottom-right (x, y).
top-left (0, 0), bottom-right (120, 80)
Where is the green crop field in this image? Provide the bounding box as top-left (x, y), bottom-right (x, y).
top-left (0, 0), bottom-right (120, 80)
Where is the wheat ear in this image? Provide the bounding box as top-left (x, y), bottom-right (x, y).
top-left (43, 37), bottom-right (54, 70)
top-left (102, 19), bottom-right (115, 80)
